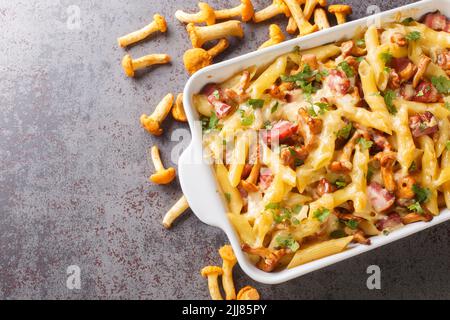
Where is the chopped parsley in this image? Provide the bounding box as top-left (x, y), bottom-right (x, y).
top-left (208, 113), bottom-right (219, 130)
top-left (337, 123), bottom-right (353, 140)
top-left (409, 161), bottom-right (417, 173)
top-left (334, 179), bottom-right (347, 189)
top-left (271, 101), bottom-right (279, 114)
top-left (446, 140), bottom-right (450, 151)
top-left (265, 203), bottom-right (280, 210)
top-left (224, 193), bottom-right (231, 203)
top-left (338, 61), bottom-right (354, 77)
top-left (367, 164), bottom-right (375, 181)
top-left (281, 65), bottom-right (319, 97)
top-left (412, 184), bottom-right (431, 204)
top-left (212, 90), bottom-right (220, 99)
top-left (445, 102), bottom-right (450, 110)
top-left (384, 89), bottom-right (397, 114)
top-left (406, 31), bottom-right (421, 41)
top-left (431, 76), bottom-right (450, 95)
top-left (239, 110), bottom-right (255, 126)
top-left (416, 90), bottom-right (425, 97)
top-left (330, 229), bottom-right (347, 239)
top-left (401, 17), bottom-right (414, 25)
top-left (358, 138), bottom-right (374, 151)
top-left (292, 204), bottom-right (303, 215)
top-left (273, 208), bottom-right (293, 223)
top-left (313, 208), bottom-right (330, 222)
top-left (380, 51), bottom-right (393, 64)
top-left (275, 235), bottom-right (300, 252)
top-left (248, 99), bottom-right (265, 109)
top-left (407, 201), bottom-right (424, 214)
top-left (356, 38), bottom-right (366, 48)
top-left (314, 102), bottom-right (330, 115)
top-left (345, 219), bottom-right (359, 230)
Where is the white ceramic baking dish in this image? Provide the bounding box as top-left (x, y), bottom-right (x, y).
top-left (179, 0), bottom-right (450, 284)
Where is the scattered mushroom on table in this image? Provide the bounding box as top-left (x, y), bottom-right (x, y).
top-left (149, 145), bottom-right (176, 185)
top-left (259, 24), bottom-right (286, 49)
top-left (175, 2), bottom-right (216, 25)
top-left (140, 93), bottom-right (174, 136)
top-left (117, 14), bottom-right (167, 48)
top-left (183, 38), bottom-right (229, 74)
top-left (187, 20), bottom-right (244, 48)
top-left (122, 53), bottom-right (171, 77)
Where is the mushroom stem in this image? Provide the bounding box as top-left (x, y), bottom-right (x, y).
top-left (175, 2), bottom-right (216, 25)
top-left (219, 245), bottom-right (237, 300)
top-left (207, 39), bottom-right (230, 57)
top-left (214, 0), bottom-right (255, 22)
top-left (328, 4), bottom-right (352, 25)
top-left (241, 162), bottom-right (261, 192)
top-left (282, 0), bottom-right (318, 36)
top-left (314, 8), bottom-right (330, 30)
top-left (303, 0), bottom-right (326, 21)
top-left (172, 93), bottom-right (187, 122)
top-left (253, 0), bottom-right (291, 23)
top-left (286, 17), bottom-right (298, 34)
top-left (117, 14), bottom-right (167, 47)
top-left (151, 146), bottom-right (165, 172)
top-left (122, 54), bottom-right (171, 77)
top-left (187, 21), bottom-right (244, 48)
top-left (201, 266), bottom-right (224, 300)
top-left (259, 24), bottom-right (285, 49)
top-left (163, 196), bottom-right (190, 229)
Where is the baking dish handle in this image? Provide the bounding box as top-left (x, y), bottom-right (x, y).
top-left (178, 142), bottom-right (225, 228)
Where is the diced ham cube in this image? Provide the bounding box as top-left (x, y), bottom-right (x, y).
top-left (317, 178), bottom-right (336, 197)
top-left (424, 12), bottom-right (448, 31)
top-left (207, 90), bottom-right (233, 119)
top-left (409, 111), bottom-right (439, 137)
top-left (376, 213), bottom-right (403, 231)
top-left (367, 182), bottom-right (395, 212)
top-left (412, 81), bottom-right (441, 103)
top-left (324, 69), bottom-right (351, 95)
top-left (259, 168), bottom-right (274, 191)
top-left (262, 121), bottom-right (298, 145)
top-left (201, 83), bottom-right (218, 96)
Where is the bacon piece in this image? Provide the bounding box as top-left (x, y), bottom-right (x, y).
top-left (376, 213), bottom-right (402, 231)
top-left (259, 168), bottom-right (274, 191)
top-left (367, 182), bottom-right (395, 212)
top-left (423, 12), bottom-right (448, 31)
top-left (412, 81), bottom-right (441, 103)
top-left (409, 111), bottom-right (439, 137)
top-left (201, 83), bottom-right (218, 96)
top-left (324, 69), bottom-right (351, 95)
top-left (317, 178), bottom-right (336, 197)
top-left (207, 90), bottom-right (233, 119)
top-left (262, 120), bottom-right (298, 145)
top-left (390, 57), bottom-right (417, 82)
top-left (241, 244), bottom-right (287, 272)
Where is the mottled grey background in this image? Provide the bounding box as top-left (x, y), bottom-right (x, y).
top-left (1, 0), bottom-right (449, 300)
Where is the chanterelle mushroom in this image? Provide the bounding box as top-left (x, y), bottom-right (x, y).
top-left (219, 245), bottom-right (237, 300)
top-left (201, 266), bottom-right (224, 300)
top-left (314, 7), bottom-right (330, 30)
top-left (175, 2), bottom-right (216, 25)
top-left (122, 53), bottom-right (171, 77)
top-left (328, 4), bottom-right (352, 25)
top-left (149, 145), bottom-right (176, 185)
top-left (140, 93), bottom-right (174, 136)
top-left (253, 0), bottom-right (291, 23)
top-left (163, 196), bottom-right (190, 229)
top-left (303, 0), bottom-right (327, 21)
top-left (117, 14), bottom-right (167, 47)
top-left (241, 244), bottom-right (287, 272)
top-left (259, 24), bottom-right (285, 49)
top-left (282, 0), bottom-right (318, 36)
top-left (187, 20), bottom-right (244, 48)
top-left (172, 93), bottom-right (187, 122)
top-left (237, 286), bottom-right (260, 300)
top-left (214, 0), bottom-right (255, 22)
top-left (183, 39), bottom-right (229, 74)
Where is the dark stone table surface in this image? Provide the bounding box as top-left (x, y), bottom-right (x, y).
top-left (2, 0), bottom-right (449, 299)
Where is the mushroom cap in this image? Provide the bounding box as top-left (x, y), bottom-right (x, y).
top-left (198, 2), bottom-right (216, 25)
top-left (328, 4), bottom-right (352, 15)
top-left (140, 114), bottom-right (163, 136)
top-left (201, 266), bottom-right (223, 277)
top-left (269, 24), bottom-right (285, 42)
top-left (219, 245), bottom-right (237, 263)
top-left (183, 48), bottom-right (213, 75)
top-left (154, 14), bottom-right (167, 32)
top-left (122, 54), bottom-right (134, 77)
top-left (241, 0), bottom-right (255, 22)
top-left (186, 23), bottom-right (201, 48)
top-left (150, 167), bottom-right (176, 184)
top-left (237, 286), bottom-right (260, 300)
top-left (172, 93), bottom-right (188, 122)
top-left (274, 0), bottom-right (291, 17)
top-left (318, 0), bottom-right (327, 7)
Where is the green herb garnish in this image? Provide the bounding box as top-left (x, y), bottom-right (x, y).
top-left (337, 123), bottom-right (353, 140)
top-left (345, 219), bottom-right (359, 230)
top-left (384, 89), bottom-right (397, 114)
top-left (338, 61), bottom-right (354, 77)
top-left (208, 113), bottom-right (219, 130)
top-left (275, 235), bottom-right (300, 252)
top-left (224, 193), bottom-right (231, 203)
top-left (313, 208), bottom-right (330, 222)
top-left (239, 110), bottom-right (255, 126)
top-left (412, 184), bottom-right (431, 204)
top-left (212, 90), bottom-right (220, 100)
top-left (314, 102), bottom-right (330, 115)
top-left (431, 76), bottom-right (450, 95)
top-left (248, 99), bottom-right (265, 109)
top-left (358, 138), bottom-right (374, 151)
top-left (401, 17), bottom-right (414, 25)
top-left (330, 229), bottom-right (347, 239)
top-left (335, 179), bottom-right (347, 189)
top-left (406, 31), bottom-right (421, 41)
top-left (356, 39), bottom-right (366, 48)
top-left (407, 201), bottom-right (424, 214)
top-left (446, 140), bottom-right (450, 151)
top-left (380, 51), bottom-right (393, 64)
top-left (266, 203), bottom-right (280, 210)
top-left (271, 101), bottom-right (279, 114)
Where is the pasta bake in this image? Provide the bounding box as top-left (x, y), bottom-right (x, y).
top-left (194, 12), bottom-right (450, 272)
